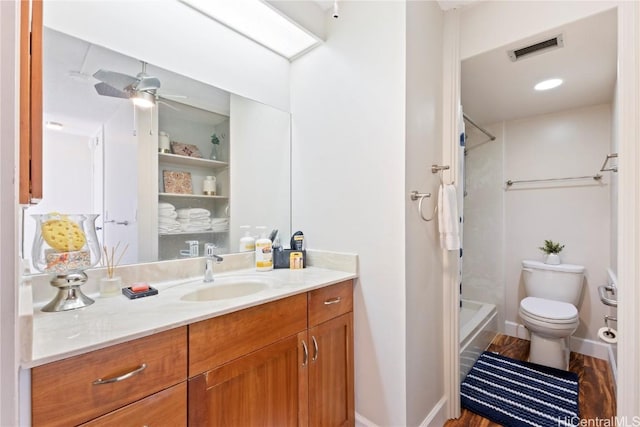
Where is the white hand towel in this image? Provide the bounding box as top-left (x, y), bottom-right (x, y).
top-left (438, 184), bottom-right (460, 250)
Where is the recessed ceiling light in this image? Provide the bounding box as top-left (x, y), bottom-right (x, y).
top-left (534, 78), bottom-right (563, 91)
top-left (180, 0), bottom-right (320, 59)
top-left (45, 121), bottom-right (64, 130)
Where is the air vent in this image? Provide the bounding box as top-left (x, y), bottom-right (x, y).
top-left (507, 34), bottom-right (564, 62)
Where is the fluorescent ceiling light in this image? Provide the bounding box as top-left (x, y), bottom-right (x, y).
top-left (534, 78), bottom-right (563, 91)
top-left (45, 121), bottom-right (64, 130)
top-left (181, 0), bottom-right (320, 59)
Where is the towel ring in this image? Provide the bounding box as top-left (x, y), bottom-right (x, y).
top-left (410, 190), bottom-right (436, 222)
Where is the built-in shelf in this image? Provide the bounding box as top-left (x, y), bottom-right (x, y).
top-left (158, 152), bottom-right (228, 169)
top-left (158, 193), bottom-right (228, 199)
top-left (159, 230), bottom-right (229, 236)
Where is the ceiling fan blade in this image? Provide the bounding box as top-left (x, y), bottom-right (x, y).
top-left (94, 82), bottom-right (131, 99)
top-left (135, 76), bottom-right (161, 91)
top-left (93, 69), bottom-right (138, 91)
top-left (157, 99), bottom-right (180, 111)
top-left (160, 93), bottom-right (187, 99)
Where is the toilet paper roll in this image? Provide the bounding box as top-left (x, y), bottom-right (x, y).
top-left (598, 326), bottom-right (618, 344)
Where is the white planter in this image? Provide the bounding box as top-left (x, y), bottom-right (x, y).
top-left (545, 253), bottom-right (561, 265)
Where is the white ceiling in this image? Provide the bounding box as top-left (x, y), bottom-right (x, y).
top-left (43, 28), bottom-right (231, 137)
top-left (461, 8), bottom-right (617, 127)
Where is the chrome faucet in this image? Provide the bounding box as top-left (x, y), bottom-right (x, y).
top-left (204, 243), bottom-right (223, 283)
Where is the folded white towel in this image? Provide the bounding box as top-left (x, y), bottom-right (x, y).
top-left (176, 208), bottom-right (211, 219)
top-left (158, 210), bottom-right (178, 219)
top-left (158, 224), bottom-right (181, 233)
top-left (177, 218), bottom-right (211, 226)
top-left (179, 223), bottom-right (211, 232)
top-left (158, 202), bottom-right (176, 210)
top-left (158, 216), bottom-right (180, 226)
top-left (438, 184), bottom-right (460, 250)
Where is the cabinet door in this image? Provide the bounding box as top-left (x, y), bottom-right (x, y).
top-left (19, 0), bottom-right (43, 204)
top-left (189, 333), bottom-right (308, 427)
top-left (308, 313), bottom-right (354, 427)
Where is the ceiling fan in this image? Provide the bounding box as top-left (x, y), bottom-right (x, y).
top-left (93, 61), bottom-right (184, 108)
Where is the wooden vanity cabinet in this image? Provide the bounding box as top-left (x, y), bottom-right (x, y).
top-left (188, 280), bottom-right (354, 427)
top-left (306, 281), bottom-right (355, 427)
top-left (31, 327), bottom-right (187, 427)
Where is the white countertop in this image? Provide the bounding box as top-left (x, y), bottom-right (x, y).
top-left (25, 266), bottom-right (356, 368)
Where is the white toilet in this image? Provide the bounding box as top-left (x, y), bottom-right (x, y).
top-left (518, 260), bottom-right (584, 370)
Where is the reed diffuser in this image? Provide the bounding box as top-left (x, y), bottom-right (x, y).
top-left (99, 242), bottom-right (128, 297)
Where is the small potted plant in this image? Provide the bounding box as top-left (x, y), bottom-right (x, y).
top-left (539, 239), bottom-right (565, 265)
top-left (209, 133), bottom-right (220, 160)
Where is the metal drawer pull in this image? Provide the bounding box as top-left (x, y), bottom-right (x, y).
top-left (92, 363), bottom-right (147, 385)
top-left (302, 341), bottom-right (308, 367)
top-left (324, 297), bottom-right (341, 305)
top-left (312, 336), bottom-right (319, 362)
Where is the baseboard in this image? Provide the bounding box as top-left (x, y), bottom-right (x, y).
top-left (355, 397), bottom-right (448, 427)
top-left (504, 320), bottom-right (530, 340)
top-left (504, 321), bottom-right (611, 361)
top-left (608, 344), bottom-right (618, 385)
top-left (419, 396), bottom-right (448, 427)
top-left (355, 412), bottom-right (379, 427)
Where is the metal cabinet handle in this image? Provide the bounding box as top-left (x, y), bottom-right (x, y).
top-left (92, 363), bottom-right (147, 385)
top-left (324, 297), bottom-right (341, 305)
top-left (311, 336), bottom-right (319, 362)
top-left (302, 341), bottom-right (308, 367)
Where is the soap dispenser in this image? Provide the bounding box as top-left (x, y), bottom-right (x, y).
top-left (239, 225), bottom-right (255, 253)
top-left (254, 226), bottom-right (273, 271)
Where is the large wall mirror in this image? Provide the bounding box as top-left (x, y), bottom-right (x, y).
top-left (23, 17), bottom-right (291, 272)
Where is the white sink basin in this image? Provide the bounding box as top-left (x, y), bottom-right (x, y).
top-left (180, 276), bottom-right (276, 302)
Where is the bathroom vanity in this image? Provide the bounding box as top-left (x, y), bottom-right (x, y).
top-left (24, 258), bottom-right (356, 427)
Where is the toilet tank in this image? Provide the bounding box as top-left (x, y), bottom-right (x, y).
top-left (522, 260), bottom-right (585, 306)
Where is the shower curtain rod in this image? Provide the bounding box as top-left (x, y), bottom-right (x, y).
top-left (463, 113), bottom-right (496, 141)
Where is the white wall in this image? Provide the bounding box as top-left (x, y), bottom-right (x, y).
top-left (23, 130), bottom-right (95, 269)
top-left (43, 0), bottom-right (290, 112)
top-left (503, 104), bottom-right (611, 341)
top-left (405, 2), bottom-right (446, 426)
top-left (230, 94), bottom-right (291, 252)
top-left (291, 2), bottom-right (446, 425)
top-left (460, 1), bottom-right (618, 60)
top-left (462, 123), bottom-right (505, 329)
top-left (291, 2), bottom-right (408, 424)
top-left (0, 1), bottom-right (19, 424)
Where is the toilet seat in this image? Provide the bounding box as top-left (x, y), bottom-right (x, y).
top-left (519, 297), bottom-right (578, 324)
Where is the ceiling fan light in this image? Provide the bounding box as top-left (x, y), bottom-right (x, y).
top-left (132, 91), bottom-right (156, 108)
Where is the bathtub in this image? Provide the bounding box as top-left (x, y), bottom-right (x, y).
top-left (459, 299), bottom-right (498, 381)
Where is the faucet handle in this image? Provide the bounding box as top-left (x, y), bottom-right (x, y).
top-left (204, 243), bottom-right (216, 257)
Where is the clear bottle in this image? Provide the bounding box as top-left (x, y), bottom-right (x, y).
top-left (239, 225), bottom-right (255, 253)
top-left (254, 226), bottom-right (273, 271)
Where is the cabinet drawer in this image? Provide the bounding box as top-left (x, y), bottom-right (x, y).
top-left (80, 382), bottom-right (187, 427)
top-left (32, 327), bottom-right (187, 427)
top-left (308, 280), bottom-right (353, 326)
top-left (189, 293), bottom-right (307, 376)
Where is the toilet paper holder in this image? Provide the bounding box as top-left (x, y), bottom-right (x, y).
top-left (598, 315), bottom-right (618, 343)
top-left (604, 315), bottom-right (617, 329)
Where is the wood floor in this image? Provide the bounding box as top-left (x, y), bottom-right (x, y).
top-left (444, 334), bottom-right (616, 427)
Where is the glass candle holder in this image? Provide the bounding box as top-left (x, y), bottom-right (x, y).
top-left (31, 213), bottom-right (101, 312)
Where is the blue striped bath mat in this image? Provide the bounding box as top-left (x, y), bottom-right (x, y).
top-left (461, 351), bottom-right (579, 427)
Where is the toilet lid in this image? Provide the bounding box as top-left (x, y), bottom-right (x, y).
top-left (520, 297), bottom-right (578, 321)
